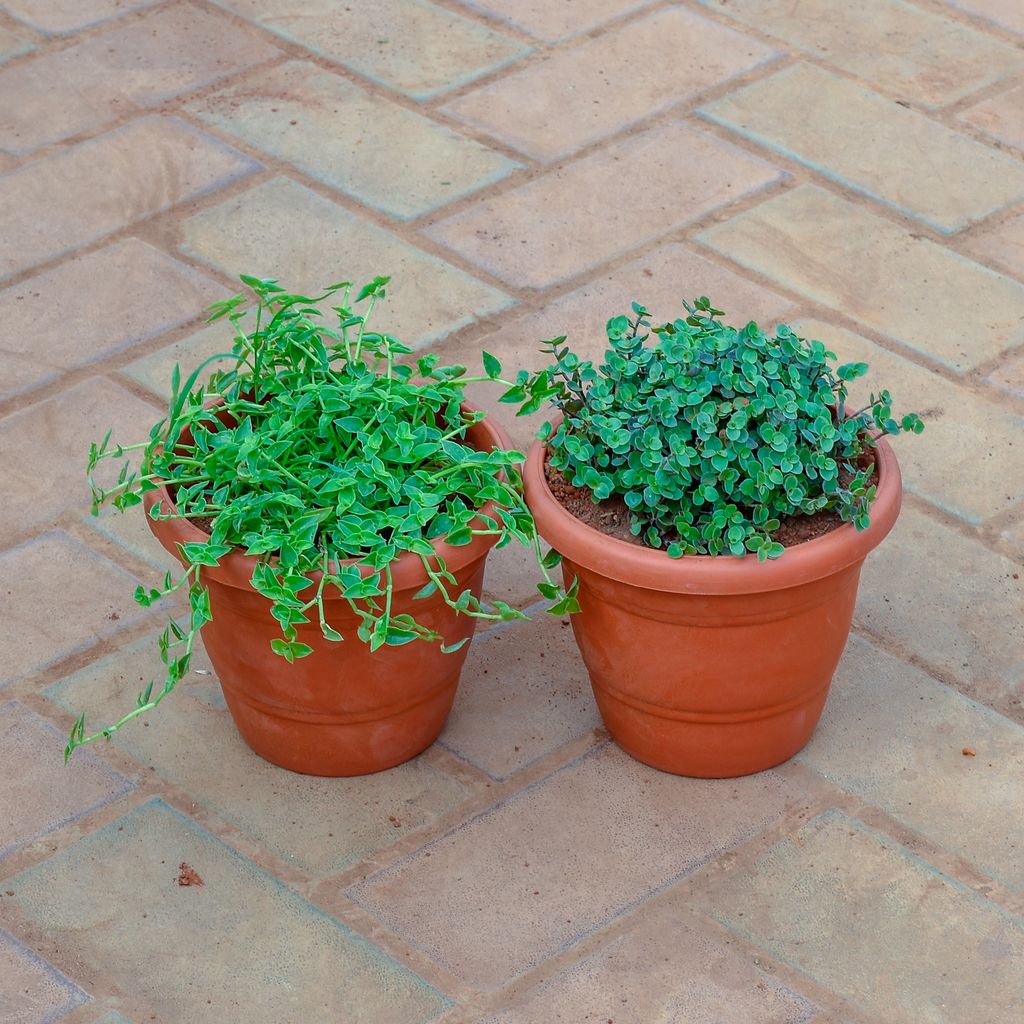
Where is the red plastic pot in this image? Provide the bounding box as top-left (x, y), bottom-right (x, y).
top-left (144, 407), bottom-right (513, 777)
top-left (523, 437), bottom-right (902, 778)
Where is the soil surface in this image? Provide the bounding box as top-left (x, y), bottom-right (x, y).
top-left (544, 451), bottom-right (878, 552)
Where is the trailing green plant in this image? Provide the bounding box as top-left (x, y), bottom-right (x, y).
top-left (502, 297), bottom-right (923, 560)
top-left (68, 275), bottom-right (576, 760)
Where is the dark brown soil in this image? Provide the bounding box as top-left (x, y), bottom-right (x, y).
top-left (545, 451), bottom-right (878, 552)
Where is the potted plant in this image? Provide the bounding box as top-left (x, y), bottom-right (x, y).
top-left (510, 297), bottom-right (923, 778)
top-left (67, 275), bottom-right (573, 776)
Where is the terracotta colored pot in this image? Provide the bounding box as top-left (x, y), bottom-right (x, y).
top-left (144, 406), bottom-right (513, 777)
top-left (523, 436), bottom-right (902, 778)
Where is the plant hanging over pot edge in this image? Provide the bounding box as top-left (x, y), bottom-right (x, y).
top-left (67, 275), bottom-right (577, 761)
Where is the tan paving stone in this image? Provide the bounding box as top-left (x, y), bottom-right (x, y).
top-left (698, 185), bottom-right (1024, 372)
top-left (119, 310), bottom-right (256, 400)
top-left (45, 636), bottom-right (472, 876)
top-left (701, 63), bottom-right (1024, 233)
top-left (482, 536), bottom-right (547, 609)
top-left (698, 0), bottom-right (1024, 107)
top-left (188, 60), bottom-right (518, 220)
top-left (959, 79), bottom-right (1024, 153)
top-left (0, 377), bottom-right (162, 545)
top-left (857, 506), bottom-right (1024, 706)
top-left (440, 612), bottom-right (599, 779)
top-left (427, 121), bottom-right (783, 289)
top-left (81, 504), bottom-right (178, 572)
top-left (987, 350), bottom-right (1024, 399)
top-left (441, 7), bottom-right (777, 162)
top-left (694, 812), bottom-right (1024, 1024)
top-left (964, 208), bottom-right (1024, 281)
top-left (0, 4), bottom-right (280, 155)
top-left (0, 239), bottom-right (223, 402)
top-left (0, 700), bottom-right (131, 858)
top-left (462, 0), bottom-right (655, 41)
top-left (445, 240), bottom-right (797, 448)
top-left (348, 743), bottom-right (793, 987)
top-left (221, 0), bottom-right (528, 99)
top-left (6, 799), bottom-right (451, 1023)
top-left (794, 318), bottom-right (1024, 523)
top-left (0, 22), bottom-right (32, 62)
top-left (951, 0), bottom-right (1024, 34)
top-left (180, 176), bottom-right (513, 348)
top-left (1, 0), bottom-right (157, 34)
top-left (1000, 515), bottom-right (1024, 558)
top-left (0, 930), bottom-right (88, 1022)
top-left (802, 635), bottom-right (1024, 890)
top-left (479, 900), bottom-right (817, 1022)
top-left (0, 532), bottom-right (144, 687)
top-left (0, 116), bottom-right (259, 283)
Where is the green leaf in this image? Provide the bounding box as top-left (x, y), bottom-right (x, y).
top-left (481, 350), bottom-right (502, 379)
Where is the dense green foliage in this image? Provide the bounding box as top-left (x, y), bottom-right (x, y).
top-left (505, 297), bottom-right (922, 559)
top-left (69, 276), bottom-right (571, 759)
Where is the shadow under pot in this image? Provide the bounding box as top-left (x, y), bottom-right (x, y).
top-left (522, 433), bottom-right (902, 779)
top-left (144, 405), bottom-right (512, 777)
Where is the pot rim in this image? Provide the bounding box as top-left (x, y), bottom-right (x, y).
top-left (143, 399), bottom-right (516, 595)
top-left (523, 426), bottom-right (902, 595)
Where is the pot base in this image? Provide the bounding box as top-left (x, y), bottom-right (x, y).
top-left (220, 669), bottom-right (461, 777)
top-left (591, 673), bottom-right (830, 778)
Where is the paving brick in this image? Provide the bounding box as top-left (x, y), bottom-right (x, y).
top-left (188, 60), bottom-right (518, 220)
top-left (439, 240), bottom-right (798, 448)
top-left (0, 377), bottom-right (164, 545)
top-left (45, 636), bottom-right (471, 876)
top-left (440, 612), bottom-right (599, 779)
top-left (695, 811), bottom-right (1024, 1024)
top-left (964, 209), bottom-right (1024, 282)
top-left (482, 537), bottom-right (547, 609)
top-left (698, 185), bottom-right (1024, 372)
top-left (442, 7), bottom-right (777, 162)
top-left (0, 22), bottom-right (32, 62)
top-left (348, 743), bottom-right (792, 987)
top-left (119, 311), bottom-right (256, 400)
top-left (698, 0), bottom-right (1024, 107)
top-left (1001, 515), bottom-right (1024, 558)
top-left (0, 239), bottom-right (223, 402)
top-left (701, 63), bottom-right (1024, 233)
top-left (5, 799), bottom-right (451, 1024)
top-left (462, 0), bottom-right (654, 41)
top-left (81, 505), bottom-right (178, 573)
top-left (479, 900), bottom-right (816, 1022)
top-left (427, 121), bottom-right (783, 289)
top-left (0, 929), bottom-right (88, 1022)
top-left (0, 532), bottom-right (144, 687)
top-left (0, 4), bottom-right (280, 155)
top-left (794, 318), bottom-right (1024, 523)
top-left (181, 176), bottom-right (513, 348)
top-left (801, 635), bottom-right (1024, 890)
top-left (987, 350), bottom-right (1024, 399)
top-left (1, 0), bottom-right (157, 34)
top-left (0, 116), bottom-right (258, 283)
top-left (951, 0), bottom-right (1024, 34)
top-left (959, 79), bottom-right (1024, 153)
top-left (857, 506), bottom-right (1024, 707)
top-left (221, 0), bottom-right (528, 99)
top-left (0, 700), bottom-right (131, 858)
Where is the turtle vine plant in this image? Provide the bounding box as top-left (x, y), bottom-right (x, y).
top-left (503, 297), bottom-right (923, 559)
top-left (66, 275), bottom-right (576, 760)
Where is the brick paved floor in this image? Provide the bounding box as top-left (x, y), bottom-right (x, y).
top-left (1, 1), bottom-right (1023, 1021)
